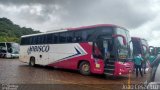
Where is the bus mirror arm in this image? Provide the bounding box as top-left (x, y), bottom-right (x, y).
top-left (112, 34), bottom-right (127, 45)
top-left (142, 44), bottom-right (149, 53)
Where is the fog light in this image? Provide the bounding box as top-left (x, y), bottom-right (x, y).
top-left (96, 64), bottom-right (100, 68)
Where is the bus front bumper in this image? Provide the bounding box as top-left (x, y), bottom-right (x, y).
top-left (6, 53), bottom-right (19, 58)
top-left (114, 61), bottom-right (134, 76)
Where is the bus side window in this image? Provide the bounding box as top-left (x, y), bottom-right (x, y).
top-left (37, 36), bottom-right (41, 44)
top-left (53, 33), bottom-right (59, 44)
top-left (74, 31), bottom-right (82, 42)
top-left (30, 36), bottom-right (35, 45)
top-left (21, 38), bottom-right (25, 45)
top-left (86, 29), bottom-right (96, 41)
top-left (34, 36), bottom-right (38, 44)
top-left (59, 33), bottom-right (66, 43)
top-left (82, 31), bottom-right (87, 42)
top-left (43, 35), bottom-right (47, 44)
top-left (26, 37), bottom-right (30, 45)
top-left (47, 34), bottom-right (53, 44)
top-left (66, 32), bottom-right (74, 43)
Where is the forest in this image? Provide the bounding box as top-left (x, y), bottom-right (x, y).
top-left (0, 17), bottom-right (40, 43)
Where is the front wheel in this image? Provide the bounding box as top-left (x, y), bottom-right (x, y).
top-left (79, 61), bottom-right (90, 75)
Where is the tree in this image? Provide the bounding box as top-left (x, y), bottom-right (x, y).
top-left (0, 17), bottom-right (40, 43)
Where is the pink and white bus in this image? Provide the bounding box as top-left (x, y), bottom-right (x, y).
top-left (19, 24), bottom-right (134, 77)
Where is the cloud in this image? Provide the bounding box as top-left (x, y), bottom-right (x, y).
top-left (130, 12), bottom-right (160, 46)
top-left (0, 0), bottom-right (156, 29)
top-left (0, 0), bottom-right (160, 46)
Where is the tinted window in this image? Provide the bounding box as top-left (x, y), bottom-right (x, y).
top-left (20, 38), bottom-right (25, 45)
top-left (34, 36), bottom-right (38, 44)
top-left (46, 34), bottom-right (53, 44)
top-left (59, 33), bottom-right (66, 43)
top-left (30, 36), bottom-right (36, 45)
top-left (53, 33), bottom-right (59, 44)
top-left (66, 32), bottom-right (74, 43)
top-left (43, 35), bottom-right (47, 44)
top-left (37, 36), bottom-right (42, 44)
top-left (25, 37), bottom-right (30, 45)
top-left (87, 27), bottom-right (113, 41)
top-left (73, 29), bottom-right (96, 42)
top-left (74, 31), bottom-right (83, 42)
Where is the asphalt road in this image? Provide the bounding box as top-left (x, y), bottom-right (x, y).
top-left (0, 58), bottom-right (148, 90)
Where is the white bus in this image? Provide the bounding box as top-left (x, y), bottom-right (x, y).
top-left (0, 42), bottom-right (20, 58)
top-left (19, 24), bottom-right (134, 76)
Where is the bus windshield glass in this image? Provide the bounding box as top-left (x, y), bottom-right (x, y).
top-left (11, 43), bottom-right (19, 54)
top-left (7, 43), bottom-right (19, 54)
top-left (115, 28), bottom-right (129, 59)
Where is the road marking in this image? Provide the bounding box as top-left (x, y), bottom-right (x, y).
top-left (128, 71), bottom-right (131, 90)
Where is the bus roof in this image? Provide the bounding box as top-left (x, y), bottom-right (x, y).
top-left (67, 24), bottom-right (119, 30)
top-left (21, 24), bottom-right (125, 38)
top-left (21, 29), bottom-right (67, 38)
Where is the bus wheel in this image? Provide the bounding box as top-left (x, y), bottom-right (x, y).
top-left (79, 61), bottom-right (90, 75)
top-left (29, 57), bottom-right (35, 67)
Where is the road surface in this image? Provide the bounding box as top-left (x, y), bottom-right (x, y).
top-left (0, 58), bottom-right (148, 90)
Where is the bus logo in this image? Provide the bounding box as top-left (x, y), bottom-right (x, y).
top-left (27, 45), bottom-right (50, 55)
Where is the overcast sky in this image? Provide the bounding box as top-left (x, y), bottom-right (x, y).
top-left (0, 0), bottom-right (160, 46)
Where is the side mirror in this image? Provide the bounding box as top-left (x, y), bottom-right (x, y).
top-left (112, 34), bottom-right (127, 45)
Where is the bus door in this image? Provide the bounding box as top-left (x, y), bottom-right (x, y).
top-left (93, 37), bottom-right (112, 62)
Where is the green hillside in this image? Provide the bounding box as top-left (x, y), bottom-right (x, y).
top-left (0, 17), bottom-right (40, 43)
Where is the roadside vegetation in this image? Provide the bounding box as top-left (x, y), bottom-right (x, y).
top-left (0, 17), bottom-right (40, 43)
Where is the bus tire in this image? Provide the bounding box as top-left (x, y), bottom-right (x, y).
top-left (79, 61), bottom-right (90, 75)
top-left (29, 57), bottom-right (35, 67)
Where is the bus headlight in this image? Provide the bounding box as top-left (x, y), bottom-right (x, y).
top-left (96, 64), bottom-right (100, 68)
top-left (119, 72), bottom-right (122, 75)
top-left (118, 62), bottom-right (123, 64)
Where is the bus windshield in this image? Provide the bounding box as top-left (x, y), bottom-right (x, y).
top-left (12, 43), bottom-right (19, 54)
top-left (7, 43), bottom-right (19, 54)
top-left (115, 28), bottom-right (130, 59)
